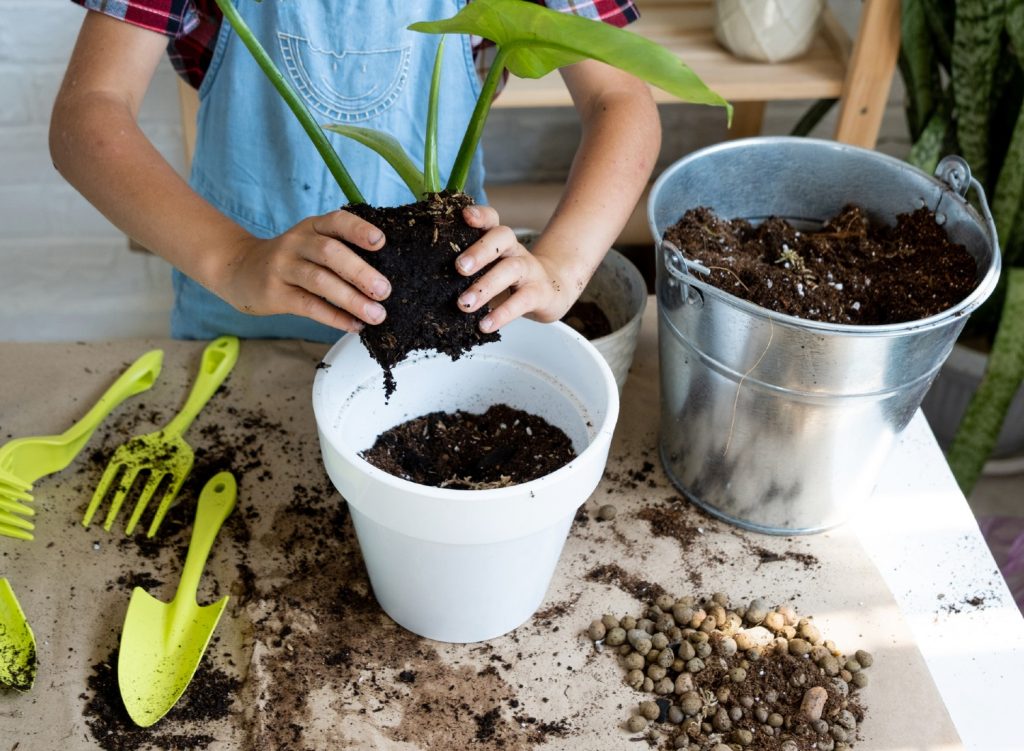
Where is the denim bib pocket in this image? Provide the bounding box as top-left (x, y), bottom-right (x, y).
top-left (278, 33), bottom-right (411, 123)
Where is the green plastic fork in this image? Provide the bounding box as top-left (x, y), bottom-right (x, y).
top-left (83, 336), bottom-right (239, 538)
top-left (0, 350), bottom-right (164, 541)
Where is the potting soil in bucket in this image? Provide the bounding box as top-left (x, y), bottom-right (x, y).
top-left (648, 137), bottom-right (1001, 534)
top-left (312, 318), bottom-right (619, 642)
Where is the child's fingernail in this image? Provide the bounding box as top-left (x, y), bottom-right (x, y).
top-left (364, 302), bottom-right (386, 322)
top-left (371, 278), bottom-right (390, 297)
top-left (458, 256), bottom-right (475, 273)
top-left (368, 229), bottom-right (384, 245)
top-left (480, 316), bottom-right (494, 333)
top-left (465, 206), bottom-right (480, 220)
top-left (459, 292), bottom-right (477, 309)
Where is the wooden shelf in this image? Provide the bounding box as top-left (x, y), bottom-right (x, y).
top-left (493, 0), bottom-right (852, 109)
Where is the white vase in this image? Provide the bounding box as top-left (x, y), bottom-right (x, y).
top-left (713, 0), bottom-right (826, 63)
top-left (313, 318), bottom-right (619, 643)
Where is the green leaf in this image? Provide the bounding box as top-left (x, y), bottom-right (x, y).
top-left (952, 0), bottom-right (1007, 186)
top-left (211, 0), bottom-right (364, 204)
top-left (410, 0), bottom-right (731, 115)
top-left (991, 99), bottom-right (1024, 256)
top-left (907, 101), bottom-right (952, 174)
top-left (424, 38), bottom-right (446, 195)
top-left (900, 0), bottom-right (940, 139)
top-left (323, 125), bottom-right (425, 200)
top-left (921, 0), bottom-right (956, 68)
top-left (948, 267), bottom-right (1024, 493)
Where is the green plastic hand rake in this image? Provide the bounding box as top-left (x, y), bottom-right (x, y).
top-left (83, 336), bottom-right (239, 537)
top-left (0, 350), bottom-right (164, 541)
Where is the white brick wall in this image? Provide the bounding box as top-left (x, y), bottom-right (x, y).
top-left (0, 0), bottom-right (186, 246)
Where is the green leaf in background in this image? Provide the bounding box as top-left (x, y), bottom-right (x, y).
top-left (323, 125), bottom-right (425, 200)
top-left (907, 101), bottom-right (951, 174)
top-left (991, 103), bottom-right (1024, 262)
top-left (411, 0), bottom-right (731, 113)
top-left (423, 38), bottom-right (446, 195)
top-left (922, 0), bottom-right (955, 68)
top-left (948, 268), bottom-right (1024, 492)
top-left (900, 0), bottom-right (940, 140)
top-left (789, 98), bottom-right (837, 138)
top-left (952, 0), bottom-right (1007, 186)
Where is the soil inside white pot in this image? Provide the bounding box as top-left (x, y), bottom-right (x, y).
top-left (361, 404), bottom-right (577, 488)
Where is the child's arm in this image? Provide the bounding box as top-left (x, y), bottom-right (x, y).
top-left (50, 11), bottom-right (392, 333)
top-left (454, 59), bottom-right (660, 333)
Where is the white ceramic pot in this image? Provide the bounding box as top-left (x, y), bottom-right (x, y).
top-left (312, 318), bottom-right (619, 643)
top-left (516, 231), bottom-right (648, 392)
top-left (713, 0), bottom-right (825, 63)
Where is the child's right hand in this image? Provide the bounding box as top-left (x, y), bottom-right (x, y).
top-left (213, 209), bottom-right (391, 333)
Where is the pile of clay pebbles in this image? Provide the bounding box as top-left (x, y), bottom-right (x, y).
top-left (587, 593), bottom-right (872, 751)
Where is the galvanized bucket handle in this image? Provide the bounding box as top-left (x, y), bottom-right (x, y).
top-left (660, 239), bottom-right (709, 307)
top-left (934, 155), bottom-right (999, 248)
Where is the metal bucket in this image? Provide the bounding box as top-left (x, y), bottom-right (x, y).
top-left (648, 137), bottom-right (1001, 534)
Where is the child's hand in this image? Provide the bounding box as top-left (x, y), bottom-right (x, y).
top-left (214, 209), bottom-right (391, 333)
top-left (455, 205), bottom-right (585, 333)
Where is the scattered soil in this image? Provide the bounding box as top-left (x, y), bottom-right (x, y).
top-left (562, 300), bottom-right (612, 339)
top-left (663, 204), bottom-right (978, 324)
top-left (347, 192), bottom-right (500, 397)
top-left (586, 563), bottom-right (667, 603)
top-left (81, 648), bottom-right (239, 751)
top-left (0, 639), bottom-right (35, 692)
top-left (361, 404), bottom-right (576, 489)
top-left (591, 594), bottom-right (870, 751)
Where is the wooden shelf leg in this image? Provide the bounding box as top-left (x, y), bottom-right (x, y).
top-left (728, 101), bottom-right (766, 140)
top-left (833, 0), bottom-right (901, 149)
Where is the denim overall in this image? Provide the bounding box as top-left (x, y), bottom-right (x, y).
top-left (175, 0), bottom-right (486, 341)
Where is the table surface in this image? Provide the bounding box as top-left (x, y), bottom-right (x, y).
top-left (0, 302), bottom-right (1021, 750)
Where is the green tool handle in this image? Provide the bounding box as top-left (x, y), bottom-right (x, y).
top-left (164, 336), bottom-right (240, 438)
top-left (175, 471), bottom-right (236, 605)
top-left (54, 349), bottom-right (164, 470)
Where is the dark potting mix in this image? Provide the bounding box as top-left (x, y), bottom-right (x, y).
top-left (663, 204), bottom-right (977, 325)
top-left (562, 299), bottom-right (613, 339)
top-left (346, 191), bottom-right (499, 397)
top-left (361, 403), bottom-right (577, 489)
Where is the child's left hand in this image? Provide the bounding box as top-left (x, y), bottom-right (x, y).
top-left (455, 204), bottom-right (585, 333)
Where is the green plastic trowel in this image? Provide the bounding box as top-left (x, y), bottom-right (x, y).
top-left (0, 577), bottom-right (37, 691)
top-left (117, 471), bottom-right (236, 726)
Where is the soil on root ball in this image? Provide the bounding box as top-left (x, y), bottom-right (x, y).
top-left (346, 192), bottom-right (499, 398)
top-left (663, 204), bottom-right (978, 325)
top-left (361, 404), bottom-right (577, 489)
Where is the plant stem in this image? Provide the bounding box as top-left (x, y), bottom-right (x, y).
top-left (947, 266), bottom-right (1024, 493)
top-left (212, 0), bottom-right (365, 204)
top-left (447, 47), bottom-right (510, 193)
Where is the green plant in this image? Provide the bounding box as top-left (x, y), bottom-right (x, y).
top-left (900, 0), bottom-right (1024, 493)
top-left (211, 0), bottom-right (731, 203)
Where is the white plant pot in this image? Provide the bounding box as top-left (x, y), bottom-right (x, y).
top-left (312, 318), bottom-right (619, 643)
top-left (713, 0), bottom-right (825, 63)
top-left (516, 231), bottom-right (648, 392)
